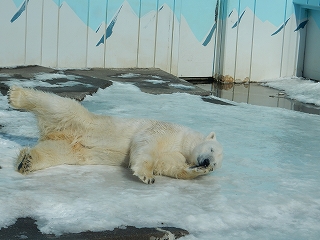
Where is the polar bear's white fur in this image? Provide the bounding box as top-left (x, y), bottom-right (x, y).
top-left (8, 86), bottom-right (223, 184)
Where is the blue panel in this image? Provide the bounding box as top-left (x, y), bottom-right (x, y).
top-left (64, 0), bottom-right (89, 25)
top-left (310, 9), bottom-right (320, 28)
top-left (227, 0), bottom-right (295, 27)
top-left (181, 0), bottom-right (216, 42)
top-left (307, 0), bottom-right (319, 7)
top-left (255, 0), bottom-right (288, 27)
top-left (88, 0), bottom-right (107, 32)
top-left (293, 0), bottom-right (307, 4)
top-left (139, 0), bottom-right (158, 17)
top-left (12, 0), bottom-right (25, 7)
top-left (293, 0), bottom-right (320, 9)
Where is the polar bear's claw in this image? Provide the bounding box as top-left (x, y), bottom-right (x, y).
top-left (140, 176), bottom-right (155, 184)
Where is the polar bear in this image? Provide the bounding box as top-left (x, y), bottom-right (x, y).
top-left (8, 86), bottom-right (223, 184)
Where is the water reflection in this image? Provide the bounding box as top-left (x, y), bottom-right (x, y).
top-left (196, 82), bottom-right (320, 115)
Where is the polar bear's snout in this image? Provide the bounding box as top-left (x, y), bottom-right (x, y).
top-left (202, 158), bottom-right (210, 167)
top-left (197, 156), bottom-right (212, 167)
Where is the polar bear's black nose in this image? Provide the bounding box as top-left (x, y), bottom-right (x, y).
top-left (201, 159), bottom-right (210, 167)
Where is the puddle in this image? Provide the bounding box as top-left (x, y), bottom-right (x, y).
top-left (196, 82), bottom-right (320, 115)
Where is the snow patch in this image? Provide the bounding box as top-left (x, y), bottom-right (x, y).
top-left (143, 79), bottom-right (168, 84)
top-left (262, 77), bottom-right (320, 106)
top-left (169, 83), bottom-right (195, 90)
top-left (34, 72), bottom-right (81, 81)
top-left (117, 73), bottom-right (140, 78)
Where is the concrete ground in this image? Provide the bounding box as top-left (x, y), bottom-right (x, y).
top-left (0, 66), bottom-right (231, 240)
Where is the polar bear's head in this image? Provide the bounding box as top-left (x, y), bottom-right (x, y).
top-left (190, 132), bottom-right (223, 171)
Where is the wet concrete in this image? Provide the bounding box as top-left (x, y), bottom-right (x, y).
top-left (0, 66), bottom-right (230, 106)
top-left (196, 82), bottom-right (320, 115)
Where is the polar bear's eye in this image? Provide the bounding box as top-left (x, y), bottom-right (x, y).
top-left (211, 148), bottom-right (214, 153)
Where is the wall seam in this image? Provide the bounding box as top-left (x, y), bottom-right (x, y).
top-left (85, 0), bottom-right (90, 68)
top-left (137, 0), bottom-right (142, 68)
top-left (40, 0), bottom-right (44, 66)
top-left (24, 0), bottom-right (28, 65)
top-left (280, 0), bottom-right (289, 77)
top-left (153, 0), bottom-right (160, 68)
top-left (56, 0), bottom-right (61, 68)
top-left (104, 0), bottom-right (109, 68)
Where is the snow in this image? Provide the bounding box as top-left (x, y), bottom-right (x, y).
top-left (4, 79), bottom-right (92, 88)
top-left (3, 72), bottom-right (93, 88)
top-left (34, 72), bottom-right (81, 81)
top-left (143, 79), bottom-right (169, 84)
top-left (0, 81), bottom-right (320, 239)
top-left (262, 77), bottom-right (320, 106)
top-left (116, 73), bottom-right (141, 78)
top-left (169, 83), bottom-right (195, 90)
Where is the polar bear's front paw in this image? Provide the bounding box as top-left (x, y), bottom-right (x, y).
top-left (188, 166), bottom-right (212, 175)
top-left (17, 148), bottom-right (33, 174)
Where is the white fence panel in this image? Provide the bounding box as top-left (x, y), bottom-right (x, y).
top-left (86, 0), bottom-right (107, 68)
top-left (58, 0), bottom-right (89, 68)
top-left (250, 0), bottom-right (287, 81)
top-left (137, 0), bottom-right (158, 68)
top-left (25, 0), bottom-right (43, 65)
top-left (0, 0), bottom-right (26, 66)
top-left (41, 0), bottom-right (59, 67)
top-left (1, 0), bottom-right (319, 81)
top-left (177, 0), bottom-right (216, 77)
top-left (104, 0), bottom-right (139, 68)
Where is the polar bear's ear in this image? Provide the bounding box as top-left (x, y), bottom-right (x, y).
top-left (206, 132), bottom-right (216, 140)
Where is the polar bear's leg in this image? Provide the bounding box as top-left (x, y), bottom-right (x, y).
top-left (130, 156), bottom-right (155, 184)
top-left (16, 140), bottom-right (80, 174)
top-left (129, 133), bottom-right (158, 184)
top-left (8, 86), bottom-right (92, 136)
top-left (155, 152), bottom-right (212, 180)
top-left (129, 144), bottom-right (156, 184)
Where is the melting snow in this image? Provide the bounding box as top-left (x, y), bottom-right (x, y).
top-left (262, 77), bottom-right (320, 106)
top-left (0, 81), bottom-right (319, 239)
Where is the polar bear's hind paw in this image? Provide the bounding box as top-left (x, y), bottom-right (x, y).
top-left (8, 86), bottom-right (25, 109)
top-left (17, 149), bottom-right (33, 174)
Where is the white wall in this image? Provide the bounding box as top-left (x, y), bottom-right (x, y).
top-left (0, 0), bottom-right (318, 81)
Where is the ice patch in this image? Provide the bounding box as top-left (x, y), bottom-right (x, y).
top-left (169, 83), bottom-right (195, 90)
